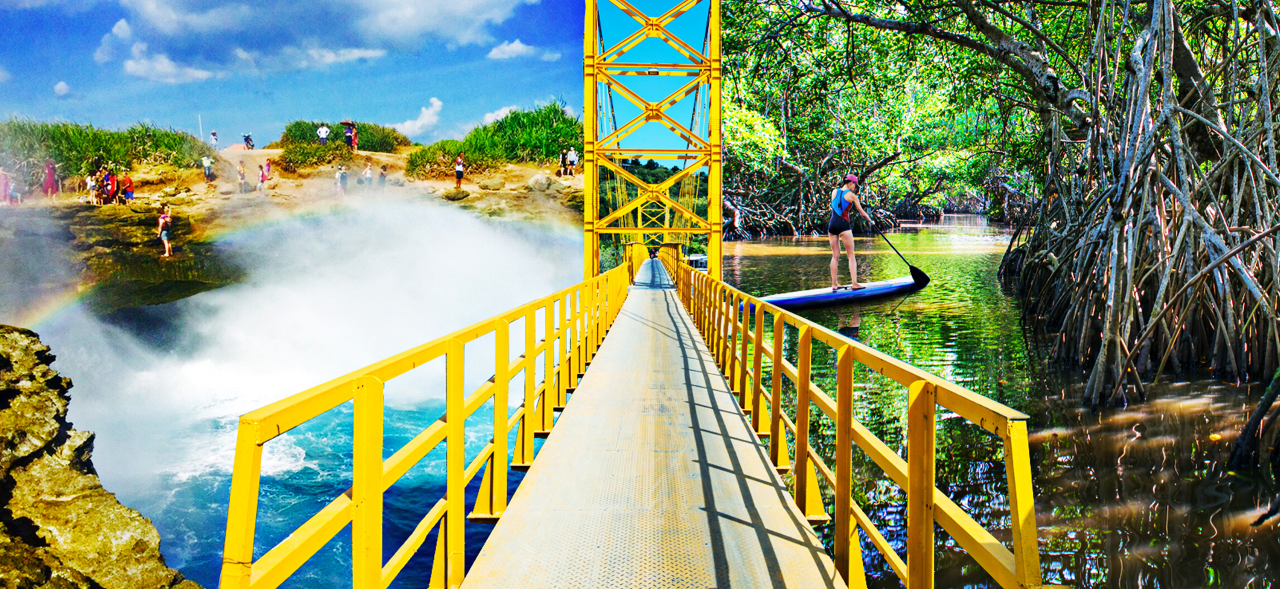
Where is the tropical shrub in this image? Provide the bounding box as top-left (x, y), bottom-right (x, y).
top-left (274, 120), bottom-right (410, 154)
top-left (0, 119), bottom-right (213, 187)
top-left (405, 101), bottom-right (582, 179)
top-left (274, 142), bottom-right (352, 172)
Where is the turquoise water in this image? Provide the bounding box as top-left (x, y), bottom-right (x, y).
top-left (722, 215), bottom-right (1280, 588)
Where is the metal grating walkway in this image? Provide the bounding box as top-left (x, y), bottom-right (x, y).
top-left (462, 260), bottom-right (845, 588)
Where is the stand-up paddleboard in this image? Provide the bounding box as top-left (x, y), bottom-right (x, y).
top-left (760, 266), bottom-right (930, 310)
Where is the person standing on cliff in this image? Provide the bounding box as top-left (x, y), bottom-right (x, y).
top-left (0, 166), bottom-right (11, 206)
top-left (201, 155), bottom-right (215, 182)
top-left (237, 162), bottom-right (247, 193)
top-left (43, 160), bottom-right (58, 199)
top-left (257, 165), bottom-right (267, 192)
top-left (454, 154), bottom-right (466, 189)
top-left (317, 124), bottom-right (330, 145)
top-left (158, 205), bottom-right (174, 258)
top-left (120, 172), bottom-right (134, 202)
top-left (210, 130), bottom-right (218, 150)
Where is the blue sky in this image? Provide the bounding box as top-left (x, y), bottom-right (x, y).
top-left (0, 0), bottom-right (589, 143)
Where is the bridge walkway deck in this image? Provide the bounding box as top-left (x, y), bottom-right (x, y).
top-left (462, 260), bottom-right (845, 588)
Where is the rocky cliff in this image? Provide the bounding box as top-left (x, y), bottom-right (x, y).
top-left (0, 325), bottom-right (201, 589)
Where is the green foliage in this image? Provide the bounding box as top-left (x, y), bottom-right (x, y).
top-left (723, 103), bottom-right (784, 172)
top-left (275, 142), bottom-right (353, 172)
top-left (273, 120), bottom-right (411, 154)
top-left (406, 102), bottom-right (582, 179)
top-left (722, 0), bottom-right (1045, 230)
top-left (0, 119), bottom-right (213, 186)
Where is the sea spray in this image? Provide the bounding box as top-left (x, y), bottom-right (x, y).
top-left (35, 199), bottom-right (582, 586)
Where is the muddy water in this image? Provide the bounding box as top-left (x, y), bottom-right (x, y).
top-left (721, 215), bottom-right (1279, 588)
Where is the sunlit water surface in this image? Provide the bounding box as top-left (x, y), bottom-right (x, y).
top-left (723, 215), bottom-right (1279, 588)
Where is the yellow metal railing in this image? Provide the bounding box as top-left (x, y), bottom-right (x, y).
top-left (219, 263), bottom-right (635, 589)
top-left (657, 244), bottom-right (1047, 589)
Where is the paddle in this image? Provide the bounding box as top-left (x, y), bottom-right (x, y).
top-left (869, 222), bottom-right (931, 288)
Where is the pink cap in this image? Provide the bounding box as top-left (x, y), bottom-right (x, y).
top-left (845, 174), bottom-right (859, 184)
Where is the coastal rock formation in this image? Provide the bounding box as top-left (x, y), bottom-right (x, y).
top-left (0, 325), bottom-right (201, 589)
top-left (478, 178), bottom-right (505, 191)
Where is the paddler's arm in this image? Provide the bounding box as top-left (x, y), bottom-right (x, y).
top-left (844, 187), bottom-right (873, 224)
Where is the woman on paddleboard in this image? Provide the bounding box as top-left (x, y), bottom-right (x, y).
top-left (828, 174), bottom-right (873, 291)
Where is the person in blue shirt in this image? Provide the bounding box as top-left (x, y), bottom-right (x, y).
top-left (828, 174), bottom-right (873, 290)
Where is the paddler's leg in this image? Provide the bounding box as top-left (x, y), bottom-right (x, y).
top-left (842, 230), bottom-right (864, 289)
top-left (828, 232), bottom-right (842, 290)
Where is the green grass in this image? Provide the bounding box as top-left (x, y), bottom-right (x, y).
top-left (275, 142), bottom-right (353, 172)
top-left (0, 119), bottom-right (214, 187)
top-left (406, 101), bottom-right (582, 179)
top-left (271, 120), bottom-right (411, 154)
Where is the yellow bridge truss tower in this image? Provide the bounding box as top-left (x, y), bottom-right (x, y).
top-left (583, 0), bottom-right (723, 280)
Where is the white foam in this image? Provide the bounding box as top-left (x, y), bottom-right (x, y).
top-left (40, 200), bottom-right (581, 499)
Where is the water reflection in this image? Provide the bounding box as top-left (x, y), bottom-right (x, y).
top-left (723, 215), bottom-right (1279, 588)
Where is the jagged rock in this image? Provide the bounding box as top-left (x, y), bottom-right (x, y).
top-left (442, 188), bottom-right (470, 201)
top-left (0, 326), bottom-right (202, 589)
top-left (478, 178), bottom-right (505, 190)
top-left (527, 174), bottom-right (554, 192)
top-left (390, 178), bottom-right (405, 187)
top-left (218, 187), bottom-right (234, 195)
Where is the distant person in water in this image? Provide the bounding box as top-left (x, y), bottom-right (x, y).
top-left (43, 160), bottom-right (58, 198)
top-left (363, 163), bottom-right (373, 189)
top-left (317, 124), bottom-right (330, 145)
top-left (378, 165), bottom-right (387, 188)
top-left (158, 205), bottom-right (173, 258)
top-left (567, 147), bottom-right (578, 176)
top-left (336, 165), bottom-right (348, 196)
top-left (201, 155), bottom-right (215, 182)
top-left (828, 174), bottom-right (873, 291)
top-left (454, 154), bottom-right (466, 189)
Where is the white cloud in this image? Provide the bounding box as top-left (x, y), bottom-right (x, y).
top-left (306, 47), bottom-right (386, 66)
top-left (483, 105), bottom-right (518, 124)
top-left (120, 0), bottom-right (249, 35)
top-left (112, 18), bottom-right (133, 38)
top-left (487, 39), bottom-right (536, 60)
top-left (391, 98), bottom-right (444, 137)
top-left (94, 18), bottom-right (133, 63)
top-left (54, 81), bottom-right (70, 96)
top-left (346, 0), bottom-right (536, 47)
top-left (124, 42), bottom-right (215, 84)
top-left (0, 66), bottom-right (10, 84)
top-left (540, 51), bottom-right (561, 62)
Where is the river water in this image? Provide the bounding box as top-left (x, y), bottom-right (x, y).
top-left (722, 215), bottom-right (1279, 588)
top-left (21, 209), bottom-right (1280, 587)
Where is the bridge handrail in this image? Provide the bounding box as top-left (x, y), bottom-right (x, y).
top-left (219, 263), bottom-right (635, 589)
top-left (656, 244), bottom-right (1045, 589)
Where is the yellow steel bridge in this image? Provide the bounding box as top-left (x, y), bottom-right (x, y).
top-left (218, 1), bottom-right (1054, 588)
